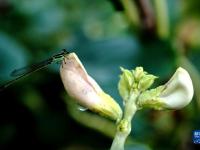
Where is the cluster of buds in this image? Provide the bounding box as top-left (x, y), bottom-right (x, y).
top-left (118, 67), bottom-right (157, 103)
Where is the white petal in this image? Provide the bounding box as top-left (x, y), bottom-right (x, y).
top-left (160, 67), bottom-right (194, 109)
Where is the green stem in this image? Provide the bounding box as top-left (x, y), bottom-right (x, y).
top-left (110, 93), bottom-right (138, 150)
top-left (153, 0), bottom-right (169, 39)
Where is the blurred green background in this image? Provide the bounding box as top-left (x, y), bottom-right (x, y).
top-left (0, 0), bottom-right (200, 149)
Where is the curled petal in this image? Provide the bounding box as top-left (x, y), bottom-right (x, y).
top-left (60, 53), bottom-right (122, 121)
top-left (159, 67), bottom-right (194, 109)
top-left (137, 67), bottom-right (194, 110)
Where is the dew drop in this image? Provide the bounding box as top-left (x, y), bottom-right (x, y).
top-left (77, 105), bottom-right (88, 111)
top-left (123, 101), bottom-right (126, 106)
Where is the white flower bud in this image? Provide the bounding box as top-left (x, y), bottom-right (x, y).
top-left (60, 53), bottom-right (122, 121)
top-left (159, 67), bottom-right (194, 109)
top-left (137, 67), bottom-right (194, 110)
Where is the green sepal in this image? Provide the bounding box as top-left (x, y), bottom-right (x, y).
top-left (118, 67), bottom-right (134, 102)
top-left (136, 86), bottom-right (167, 110)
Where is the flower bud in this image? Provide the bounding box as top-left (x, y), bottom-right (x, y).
top-left (134, 67), bottom-right (144, 81)
top-left (159, 67), bottom-right (194, 109)
top-left (118, 67), bottom-right (134, 102)
top-left (138, 74), bottom-right (157, 91)
top-left (137, 67), bottom-right (194, 110)
top-left (60, 53), bottom-right (122, 121)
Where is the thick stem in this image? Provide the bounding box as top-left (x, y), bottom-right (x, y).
top-left (110, 93), bottom-right (138, 150)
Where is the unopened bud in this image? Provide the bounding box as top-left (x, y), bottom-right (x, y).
top-left (138, 75), bottom-right (157, 91)
top-left (118, 67), bottom-right (134, 102)
top-left (134, 67), bottom-right (144, 81)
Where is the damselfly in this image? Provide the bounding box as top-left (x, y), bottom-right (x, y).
top-left (0, 49), bottom-right (70, 91)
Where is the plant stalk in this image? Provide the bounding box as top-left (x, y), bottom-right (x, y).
top-left (110, 93), bottom-right (138, 150)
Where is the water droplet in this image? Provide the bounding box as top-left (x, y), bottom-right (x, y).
top-left (77, 105), bottom-right (88, 111)
top-left (123, 101), bottom-right (126, 106)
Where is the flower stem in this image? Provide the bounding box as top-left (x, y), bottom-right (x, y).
top-left (110, 93), bottom-right (139, 150)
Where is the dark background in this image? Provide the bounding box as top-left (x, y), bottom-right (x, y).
top-left (0, 0), bottom-right (200, 149)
